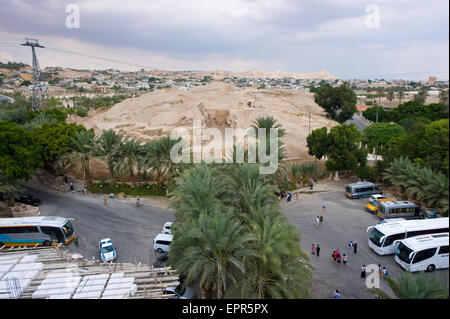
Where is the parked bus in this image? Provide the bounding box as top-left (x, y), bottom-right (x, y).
top-left (377, 200), bottom-right (423, 219)
top-left (367, 217), bottom-right (449, 255)
top-left (345, 181), bottom-right (382, 199)
top-left (0, 216), bottom-right (76, 247)
top-left (395, 233), bottom-right (449, 272)
top-left (365, 197), bottom-right (396, 214)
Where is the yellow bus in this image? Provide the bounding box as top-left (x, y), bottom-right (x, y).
top-left (0, 216), bottom-right (76, 248)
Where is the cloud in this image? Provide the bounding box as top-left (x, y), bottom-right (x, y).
top-left (0, 0), bottom-right (448, 79)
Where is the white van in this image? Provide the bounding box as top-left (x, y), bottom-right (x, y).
top-left (153, 233), bottom-right (173, 253)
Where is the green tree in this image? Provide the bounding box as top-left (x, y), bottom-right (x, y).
top-left (33, 122), bottom-right (85, 173)
top-left (386, 88), bottom-right (395, 106)
top-left (325, 124), bottom-right (367, 178)
top-left (114, 138), bottom-right (143, 186)
top-left (369, 272), bottom-right (448, 299)
top-left (168, 210), bottom-right (257, 299)
top-left (94, 129), bottom-right (123, 181)
top-left (362, 122), bottom-right (406, 156)
top-left (424, 119), bottom-right (449, 175)
top-left (71, 130), bottom-right (96, 186)
top-left (413, 87), bottom-right (428, 104)
top-left (314, 83), bottom-right (357, 122)
top-left (306, 127), bottom-right (328, 161)
top-left (362, 106), bottom-right (389, 122)
top-left (376, 87), bottom-right (385, 105)
top-left (0, 121), bottom-right (41, 180)
top-left (397, 89), bottom-right (405, 105)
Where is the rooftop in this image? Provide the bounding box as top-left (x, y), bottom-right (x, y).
top-left (0, 245), bottom-right (178, 299)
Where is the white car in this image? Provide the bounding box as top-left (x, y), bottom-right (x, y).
top-left (162, 222), bottom-right (173, 234)
top-left (369, 194), bottom-right (385, 202)
top-left (153, 233), bottom-right (173, 253)
top-left (99, 238), bottom-right (118, 262)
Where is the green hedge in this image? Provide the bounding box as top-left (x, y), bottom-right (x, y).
top-left (89, 183), bottom-right (166, 197)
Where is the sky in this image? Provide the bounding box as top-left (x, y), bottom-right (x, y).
top-left (0, 0), bottom-right (448, 80)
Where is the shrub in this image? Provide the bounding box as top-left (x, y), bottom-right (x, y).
top-left (356, 165), bottom-right (377, 182)
top-left (88, 183), bottom-right (166, 197)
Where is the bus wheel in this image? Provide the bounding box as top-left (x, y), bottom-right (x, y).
top-left (43, 240), bottom-right (52, 246)
top-left (426, 264), bottom-right (436, 272)
top-left (157, 248), bottom-right (163, 253)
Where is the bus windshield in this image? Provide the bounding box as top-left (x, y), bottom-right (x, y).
top-left (369, 228), bottom-right (385, 247)
top-left (63, 220), bottom-right (74, 238)
top-left (396, 242), bottom-right (413, 264)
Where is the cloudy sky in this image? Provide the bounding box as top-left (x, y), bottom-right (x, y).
top-left (0, 0), bottom-right (448, 79)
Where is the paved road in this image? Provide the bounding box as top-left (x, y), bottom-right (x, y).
top-left (25, 184), bottom-right (174, 266)
top-left (346, 113), bottom-right (371, 131)
top-left (281, 190), bottom-right (449, 299)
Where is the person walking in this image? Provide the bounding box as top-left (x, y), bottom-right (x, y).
top-left (382, 267), bottom-right (388, 278)
top-left (83, 184), bottom-right (87, 194)
top-left (315, 216), bottom-right (320, 228)
top-left (343, 254), bottom-right (347, 265)
top-left (353, 241), bottom-right (358, 254)
top-left (104, 195), bottom-right (107, 205)
top-left (70, 181), bottom-right (74, 191)
top-left (319, 216), bottom-right (324, 226)
top-left (332, 250), bottom-right (336, 263)
top-left (73, 236), bottom-right (79, 247)
top-left (136, 198), bottom-right (141, 208)
top-left (316, 244), bottom-right (320, 257)
top-left (361, 265), bottom-right (366, 280)
top-left (336, 249), bottom-right (341, 264)
top-left (311, 244), bottom-right (316, 255)
top-left (333, 289), bottom-right (341, 299)
top-left (378, 264), bottom-right (382, 276)
top-left (322, 202), bottom-right (326, 212)
top-left (349, 241), bottom-right (353, 251)
top-left (295, 192), bottom-right (299, 200)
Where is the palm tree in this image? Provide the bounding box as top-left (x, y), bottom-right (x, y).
top-left (94, 129), bottom-right (123, 181)
top-left (168, 210), bottom-right (257, 299)
top-left (71, 130), bottom-right (95, 186)
top-left (386, 88), bottom-right (395, 107)
top-left (414, 87), bottom-right (428, 104)
top-left (114, 138), bottom-right (142, 186)
top-left (237, 212), bottom-right (312, 298)
top-left (397, 89), bottom-right (405, 105)
top-left (369, 272), bottom-right (448, 299)
top-left (376, 87), bottom-right (385, 106)
top-left (169, 163), bottom-right (234, 223)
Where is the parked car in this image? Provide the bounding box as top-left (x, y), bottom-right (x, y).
top-left (162, 222), bottom-right (173, 234)
top-left (164, 283), bottom-right (197, 299)
top-left (16, 195), bottom-right (42, 206)
top-left (368, 194), bottom-right (385, 202)
top-left (153, 251), bottom-right (169, 268)
top-left (99, 238), bottom-right (118, 262)
top-left (153, 233), bottom-right (173, 253)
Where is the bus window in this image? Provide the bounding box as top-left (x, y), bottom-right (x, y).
top-left (438, 246), bottom-right (449, 254)
top-left (41, 227), bottom-right (65, 243)
top-left (412, 248), bottom-right (437, 264)
top-left (383, 233), bottom-right (405, 247)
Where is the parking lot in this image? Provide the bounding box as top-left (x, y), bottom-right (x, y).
top-left (26, 180), bottom-right (448, 299)
top-left (281, 181), bottom-right (449, 299)
top-left (26, 184), bottom-right (174, 267)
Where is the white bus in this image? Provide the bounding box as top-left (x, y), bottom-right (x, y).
top-left (395, 233), bottom-right (449, 272)
top-left (0, 216), bottom-right (76, 247)
top-left (367, 217), bottom-right (449, 255)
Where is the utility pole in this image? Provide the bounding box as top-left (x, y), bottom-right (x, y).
top-left (21, 38), bottom-right (45, 110)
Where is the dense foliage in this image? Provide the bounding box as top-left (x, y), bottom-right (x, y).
top-left (314, 83), bottom-right (357, 123)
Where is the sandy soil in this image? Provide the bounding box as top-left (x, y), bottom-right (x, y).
top-left (71, 82), bottom-right (338, 164)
